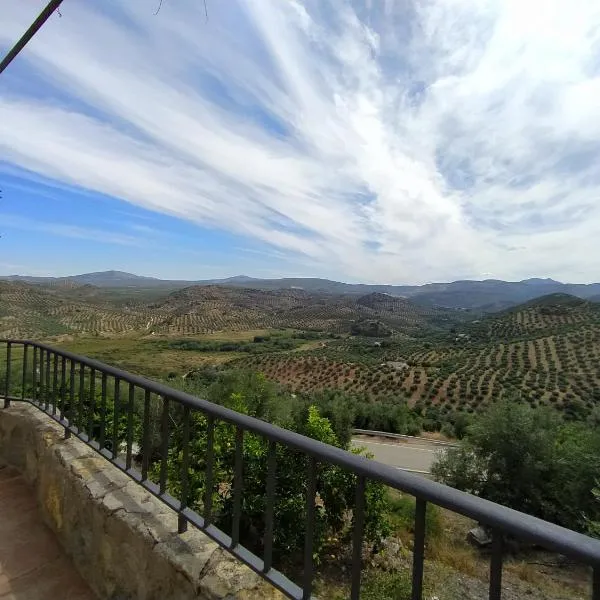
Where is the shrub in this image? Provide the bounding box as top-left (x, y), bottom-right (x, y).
top-left (152, 374), bottom-right (391, 567)
top-left (432, 400), bottom-right (600, 532)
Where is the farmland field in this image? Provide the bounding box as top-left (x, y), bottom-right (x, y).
top-left (2, 280), bottom-right (600, 428)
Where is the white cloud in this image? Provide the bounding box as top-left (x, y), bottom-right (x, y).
top-left (1, 0), bottom-right (600, 283)
top-left (0, 214), bottom-right (143, 247)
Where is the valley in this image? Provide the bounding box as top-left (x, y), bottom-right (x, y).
top-left (2, 274), bottom-right (600, 435)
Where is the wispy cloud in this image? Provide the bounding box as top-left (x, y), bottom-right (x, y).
top-left (0, 214), bottom-right (143, 247)
top-left (1, 0), bottom-right (600, 283)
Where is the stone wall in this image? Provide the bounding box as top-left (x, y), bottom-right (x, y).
top-left (0, 403), bottom-right (285, 600)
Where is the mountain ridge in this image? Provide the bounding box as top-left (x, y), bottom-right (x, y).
top-left (3, 270), bottom-right (600, 311)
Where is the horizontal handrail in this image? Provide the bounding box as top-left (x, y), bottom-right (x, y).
top-left (2, 339), bottom-right (600, 600)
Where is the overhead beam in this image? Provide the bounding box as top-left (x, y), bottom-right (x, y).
top-left (0, 0), bottom-right (64, 75)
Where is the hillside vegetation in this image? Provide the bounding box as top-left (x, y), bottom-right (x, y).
top-left (234, 294), bottom-right (600, 430)
top-left (2, 281), bottom-right (600, 429)
top-left (0, 281), bottom-right (461, 338)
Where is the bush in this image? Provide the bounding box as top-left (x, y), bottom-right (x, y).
top-left (358, 570), bottom-right (412, 600)
top-left (386, 492), bottom-right (442, 540)
top-left (153, 373), bottom-right (391, 567)
top-left (432, 400), bottom-right (600, 532)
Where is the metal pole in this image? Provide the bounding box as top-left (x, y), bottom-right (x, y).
top-left (0, 0), bottom-right (65, 75)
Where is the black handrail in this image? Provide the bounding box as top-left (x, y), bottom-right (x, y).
top-left (2, 339), bottom-right (600, 600)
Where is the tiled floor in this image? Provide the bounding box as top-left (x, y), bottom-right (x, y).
top-left (0, 464), bottom-right (96, 600)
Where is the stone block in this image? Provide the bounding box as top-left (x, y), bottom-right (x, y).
top-left (0, 404), bottom-right (286, 600)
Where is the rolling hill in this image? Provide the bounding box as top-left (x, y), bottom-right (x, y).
top-left (0, 281), bottom-right (464, 339)
top-left (4, 270), bottom-right (600, 311)
top-left (3, 279), bottom-right (600, 424)
top-left (234, 294), bottom-right (600, 423)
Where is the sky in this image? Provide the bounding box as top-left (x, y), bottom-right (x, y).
top-left (1, 0), bottom-right (600, 284)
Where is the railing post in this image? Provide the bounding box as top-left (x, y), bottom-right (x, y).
top-left (4, 341), bottom-right (11, 408)
top-left (203, 416), bottom-right (215, 525)
top-left (593, 565), bottom-right (599, 600)
top-left (350, 475), bottom-right (367, 600)
top-left (39, 348), bottom-right (45, 409)
top-left (412, 498), bottom-right (427, 600)
top-left (178, 405), bottom-right (191, 534)
top-left (78, 362), bottom-right (85, 433)
top-left (262, 440), bottom-right (277, 574)
top-left (302, 456), bottom-right (317, 600)
top-left (141, 389), bottom-right (151, 481)
top-left (45, 350), bottom-right (51, 412)
top-left (112, 377), bottom-right (121, 459)
top-left (230, 428), bottom-right (244, 549)
top-left (159, 396), bottom-right (170, 494)
top-left (88, 368), bottom-right (96, 441)
top-left (59, 355), bottom-right (66, 420)
top-left (65, 359), bottom-right (74, 439)
top-left (52, 351), bottom-right (58, 415)
top-left (489, 529), bottom-right (503, 600)
top-left (126, 383), bottom-right (135, 471)
top-left (32, 346), bottom-right (38, 404)
top-left (21, 343), bottom-right (28, 401)
top-left (99, 372), bottom-right (107, 449)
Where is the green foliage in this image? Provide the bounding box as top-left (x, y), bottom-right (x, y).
top-left (350, 320), bottom-right (392, 337)
top-left (588, 485), bottom-right (600, 538)
top-left (357, 570), bottom-right (412, 600)
top-left (153, 371), bottom-right (390, 567)
top-left (432, 400), bottom-right (600, 532)
top-left (386, 492), bottom-right (442, 541)
top-left (168, 331), bottom-right (337, 355)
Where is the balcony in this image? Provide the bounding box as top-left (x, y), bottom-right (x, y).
top-left (1, 339), bottom-right (600, 600)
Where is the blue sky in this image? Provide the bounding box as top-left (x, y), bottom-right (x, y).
top-left (1, 0), bottom-right (600, 284)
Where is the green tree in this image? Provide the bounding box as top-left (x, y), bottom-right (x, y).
top-left (432, 400), bottom-right (600, 532)
top-left (154, 373), bottom-right (390, 567)
top-left (588, 485), bottom-right (600, 538)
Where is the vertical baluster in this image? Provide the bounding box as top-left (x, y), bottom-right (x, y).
top-left (263, 441), bottom-right (277, 574)
top-left (78, 363), bottom-right (85, 434)
top-left (126, 383), bottom-right (135, 470)
top-left (99, 372), bottom-right (107, 450)
top-left (350, 476), bottom-right (367, 600)
top-left (112, 378), bottom-right (121, 460)
top-left (66, 360), bottom-right (75, 439)
top-left (4, 342), bottom-right (11, 408)
top-left (32, 346), bottom-right (38, 404)
top-left (141, 389), bottom-right (151, 481)
top-left (159, 396), bottom-right (170, 494)
top-left (88, 368), bottom-right (96, 440)
top-left (203, 416), bottom-right (215, 525)
top-left (411, 499), bottom-right (427, 600)
top-left (230, 428), bottom-right (244, 548)
top-left (302, 457), bottom-right (317, 600)
top-left (592, 566), bottom-right (599, 600)
top-left (39, 348), bottom-right (45, 408)
top-left (45, 350), bottom-right (51, 412)
top-left (178, 405), bottom-right (191, 534)
top-left (489, 530), bottom-right (503, 600)
top-left (52, 352), bottom-right (58, 415)
top-left (60, 355), bottom-right (66, 419)
top-left (21, 344), bottom-right (28, 402)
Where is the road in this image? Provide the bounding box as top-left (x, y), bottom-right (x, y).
top-left (351, 435), bottom-right (450, 475)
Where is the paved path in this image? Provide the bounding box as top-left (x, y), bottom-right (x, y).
top-left (351, 436), bottom-right (449, 474)
top-left (0, 464), bottom-right (96, 600)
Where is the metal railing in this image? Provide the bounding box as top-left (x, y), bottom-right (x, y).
top-left (1, 339), bottom-right (599, 600)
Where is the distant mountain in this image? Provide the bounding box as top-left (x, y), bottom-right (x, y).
top-left (3, 270), bottom-right (600, 312)
top-left (4, 270), bottom-right (163, 287)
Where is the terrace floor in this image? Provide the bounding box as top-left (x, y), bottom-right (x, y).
top-left (0, 464), bottom-right (96, 600)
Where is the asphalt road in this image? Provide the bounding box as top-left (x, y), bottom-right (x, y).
top-left (351, 436), bottom-right (449, 475)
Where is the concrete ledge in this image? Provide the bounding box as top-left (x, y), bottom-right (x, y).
top-left (0, 403), bottom-right (285, 600)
